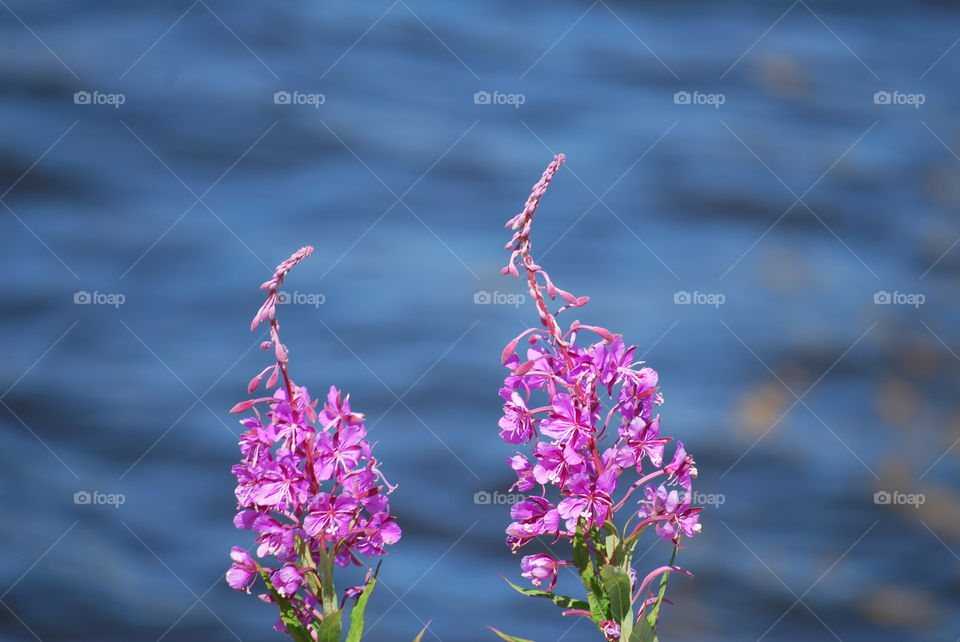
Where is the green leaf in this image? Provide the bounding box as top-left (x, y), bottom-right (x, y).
top-left (314, 608), bottom-right (343, 642)
top-left (600, 565), bottom-right (633, 638)
top-left (572, 519), bottom-right (612, 626)
top-left (344, 564), bottom-right (380, 642)
top-left (317, 545), bottom-right (338, 616)
top-left (603, 521), bottom-right (619, 538)
top-left (572, 520), bottom-right (593, 583)
top-left (295, 536), bottom-right (316, 569)
top-left (648, 545), bottom-right (679, 626)
top-left (295, 536), bottom-right (322, 596)
top-left (587, 591), bottom-right (611, 626)
top-left (620, 518), bottom-right (653, 557)
top-left (412, 620), bottom-right (432, 642)
top-left (603, 522), bottom-right (621, 566)
top-left (487, 626), bottom-right (536, 642)
top-left (502, 576), bottom-right (589, 611)
top-left (590, 526), bottom-right (607, 558)
top-left (256, 568), bottom-right (313, 642)
top-left (619, 536), bottom-right (639, 575)
top-left (629, 616), bottom-right (659, 642)
top-left (599, 565), bottom-right (631, 620)
top-left (573, 519), bottom-right (601, 592)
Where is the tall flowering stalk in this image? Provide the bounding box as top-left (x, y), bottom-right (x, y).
top-left (490, 156), bottom-right (701, 642)
top-left (226, 247), bottom-right (408, 642)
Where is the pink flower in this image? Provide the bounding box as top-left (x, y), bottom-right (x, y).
top-left (532, 442), bottom-right (566, 485)
top-left (557, 471), bottom-right (616, 530)
top-left (226, 547), bottom-right (258, 592)
top-left (271, 564), bottom-right (303, 597)
top-left (520, 553), bottom-right (561, 590)
top-left (351, 512), bottom-right (402, 558)
top-left (664, 441), bottom-right (697, 490)
top-left (499, 390), bottom-right (535, 444)
top-left (539, 393), bottom-right (593, 450)
top-left (600, 620), bottom-right (621, 640)
top-left (619, 416), bottom-right (670, 470)
top-left (638, 484), bottom-right (703, 542)
top-left (314, 423), bottom-right (369, 480)
top-left (506, 496), bottom-right (560, 548)
top-left (508, 454), bottom-right (535, 492)
top-left (319, 386), bottom-right (365, 428)
top-left (248, 455), bottom-right (310, 511)
top-left (303, 493), bottom-right (359, 539)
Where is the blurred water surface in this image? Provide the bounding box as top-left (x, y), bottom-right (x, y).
top-left (2, 1), bottom-right (960, 640)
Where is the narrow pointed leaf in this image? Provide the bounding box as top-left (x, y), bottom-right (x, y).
top-left (317, 546), bottom-right (338, 615)
top-left (315, 608), bottom-right (343, 642)
top-left (572, 519), bottom-right (610, 625)
top-left (412, 620), bottom-right (432, 642)
top-left (603, 521), bottom-right (620, 565)
top-left (600, 565), bottom-right (633, 637)
top-left (344, 568), bottom-right (379, 642)
top-left (572, 520), bottom-right (592, 582)
top-left (629, 616), bottom-right (659, 642)
top-left (648, 545), bottom-right (679, 626)
top-left (502, 576), bottom-right (589, 611)
top-left (294, 536), bottom-right (321, 596)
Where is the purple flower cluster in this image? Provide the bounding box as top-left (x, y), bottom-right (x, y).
top-left (226, 247), bottom-right (400, 635)
top-left (498, 155), bottom-right (701, 638)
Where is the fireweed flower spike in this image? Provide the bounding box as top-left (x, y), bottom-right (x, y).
top-left (491, 156), bottom-right (702, 642)
top-left (227, 247), bottom-right (407, 642)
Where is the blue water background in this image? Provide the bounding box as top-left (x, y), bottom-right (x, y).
top-left (2, 1), bottom-right (960, 640)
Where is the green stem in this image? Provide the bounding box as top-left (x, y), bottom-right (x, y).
top-left (648, 544), bottom-right (678, 627)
